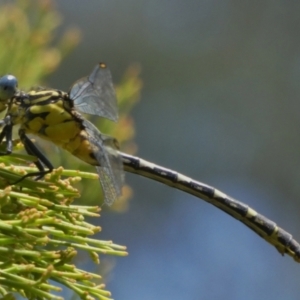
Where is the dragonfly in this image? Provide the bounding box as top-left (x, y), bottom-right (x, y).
top-left (0, 64), bottom-right (300, 263)
top-left (0, 63), bottom-right (123, 205)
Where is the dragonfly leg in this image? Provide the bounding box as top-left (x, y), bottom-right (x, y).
top-left (0, 115), bottom-right (13, 155)
top-left (12, 129), bottom-right (54, 184)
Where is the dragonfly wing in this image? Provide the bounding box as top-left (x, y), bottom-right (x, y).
top-left (69, 63), bottom-right (118, 122)
top-left (83, 119), bottom-right (123, 205)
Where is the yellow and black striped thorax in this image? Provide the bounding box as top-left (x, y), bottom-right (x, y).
top-left (9, 88), bottom-right (76, 123)
top-left (7, 88), bottom-right (103, 166)
top-left (14, 88), bottom-right (73, 116)
top-left (7, 88), bottom-right (84, 143)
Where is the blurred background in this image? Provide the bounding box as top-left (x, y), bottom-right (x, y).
top-left (2, 1), bottom-right (300, 299)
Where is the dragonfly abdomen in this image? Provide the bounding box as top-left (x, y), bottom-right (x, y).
top-left (62, 129), bottom-right (101, 166)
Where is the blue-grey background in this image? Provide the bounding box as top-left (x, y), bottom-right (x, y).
top-left (51, 2), bottom-right (300, 299)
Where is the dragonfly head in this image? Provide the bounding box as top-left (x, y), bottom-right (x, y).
top-left (0, 75), bottom-right (18, 112)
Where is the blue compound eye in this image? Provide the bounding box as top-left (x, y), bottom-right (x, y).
top-left (0, 75), bottom-right (18, 101)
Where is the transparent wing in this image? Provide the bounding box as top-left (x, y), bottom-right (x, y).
top-left (83, 119), bottom-right (123, 205)
top-left (69, 63), bottom-right (118, 122)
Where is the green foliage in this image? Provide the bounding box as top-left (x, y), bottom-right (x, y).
top-left (0, 152), bottom-right (127, 300)
top-left (0, 0), bottom-right (80, 88)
